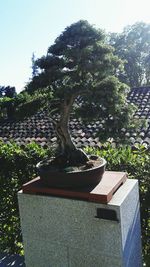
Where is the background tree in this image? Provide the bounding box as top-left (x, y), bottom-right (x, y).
top-left (27, 20), bottom-right (138, 165)
top-left (109, 22), bottom-right (150, 87)
top-left (31, 52), bottom-right (38, 78)
top-left (0, 86), bottom-right (16, 120)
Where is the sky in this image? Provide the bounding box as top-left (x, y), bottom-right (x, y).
top-left (0, 0), bottom-right (150, 93)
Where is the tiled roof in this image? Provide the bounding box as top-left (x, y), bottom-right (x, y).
top-left (127, 87), bottom-right (150, 146)
top-left (0, 87), bottom-right (150, 148)
top-left (128, 87), bottom-right (150, 119)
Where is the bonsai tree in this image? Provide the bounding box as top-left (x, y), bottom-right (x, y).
top-left (27, 20), bottom-right (137, 168)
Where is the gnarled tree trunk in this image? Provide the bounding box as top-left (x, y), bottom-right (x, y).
top-left (55, 95), bottom-right (89, 166)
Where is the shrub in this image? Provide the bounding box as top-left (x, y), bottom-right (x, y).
top-left (0, 142), bottom-right (47, 254)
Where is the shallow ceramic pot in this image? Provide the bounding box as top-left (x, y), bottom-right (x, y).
top-left (36, 157), bottom-right (106, 189)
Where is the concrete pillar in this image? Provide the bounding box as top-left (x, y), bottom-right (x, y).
top-left (18, 178), bottom-right (142, 267)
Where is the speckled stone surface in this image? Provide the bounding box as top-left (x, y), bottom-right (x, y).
top-left (18, 179), bottom-right (142, 267)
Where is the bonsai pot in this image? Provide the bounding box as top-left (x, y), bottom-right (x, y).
top-left (36, 156), bottom-right (106, 189)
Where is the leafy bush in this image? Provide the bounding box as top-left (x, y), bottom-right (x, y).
top-left (0, 142), bottom-right (48, 254)
top-left (14, 89), bottom-right (53, 119)
top-left (86, 143), bottom-right (150, 265)
top-left (0, 142), bottom-right (149, 265)
top-left (0, 89), bottom-right (53, 121)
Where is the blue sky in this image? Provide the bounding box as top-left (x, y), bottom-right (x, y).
top-left (0, 0), bottom-right (150, 92)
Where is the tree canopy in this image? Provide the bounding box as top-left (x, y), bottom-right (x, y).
top-left (27, 20), bottom-right (138, 144)
top-left (109, 22), bottom-right (150, 87)
top-left (0, 86), bottom-right (16, 98)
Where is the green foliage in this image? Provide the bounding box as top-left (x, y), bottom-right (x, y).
top-left (109, 22), bottom-right (150, 87)
top-left (26, 20), bottom-right (139, 144)
top-left (27, 20), bottom-right (122, 98)
top-left (14, 89), bottom-right (53, 119)
top-left (0, 86), bottom-right (16, 120)
top-left (0, 90), bottom-right (54, 121)
top-left (0, 86), bottom-right (16, 98)
top-left (85, 143), bottom-right (150, 265)
top-left (0, 142), bottom-right (48, 254)
top-left (0, 97), bottom-right (15, 120)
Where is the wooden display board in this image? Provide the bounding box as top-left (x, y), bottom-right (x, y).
top-left (22, 171), bottom-right (127, 204)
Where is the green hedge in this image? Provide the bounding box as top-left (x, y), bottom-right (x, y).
top-left (0, 142), bottom-right (47, 254)
top-left (0, 142), bottom-right (149, 265)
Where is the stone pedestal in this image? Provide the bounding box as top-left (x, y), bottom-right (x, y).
top-left (18, 175), bottom-right (142, 267)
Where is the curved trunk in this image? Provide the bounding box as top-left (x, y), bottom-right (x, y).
top-left (55, 95), bottom-right (76, 152)
top-left (55, 95), bottom-right (89, 165)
